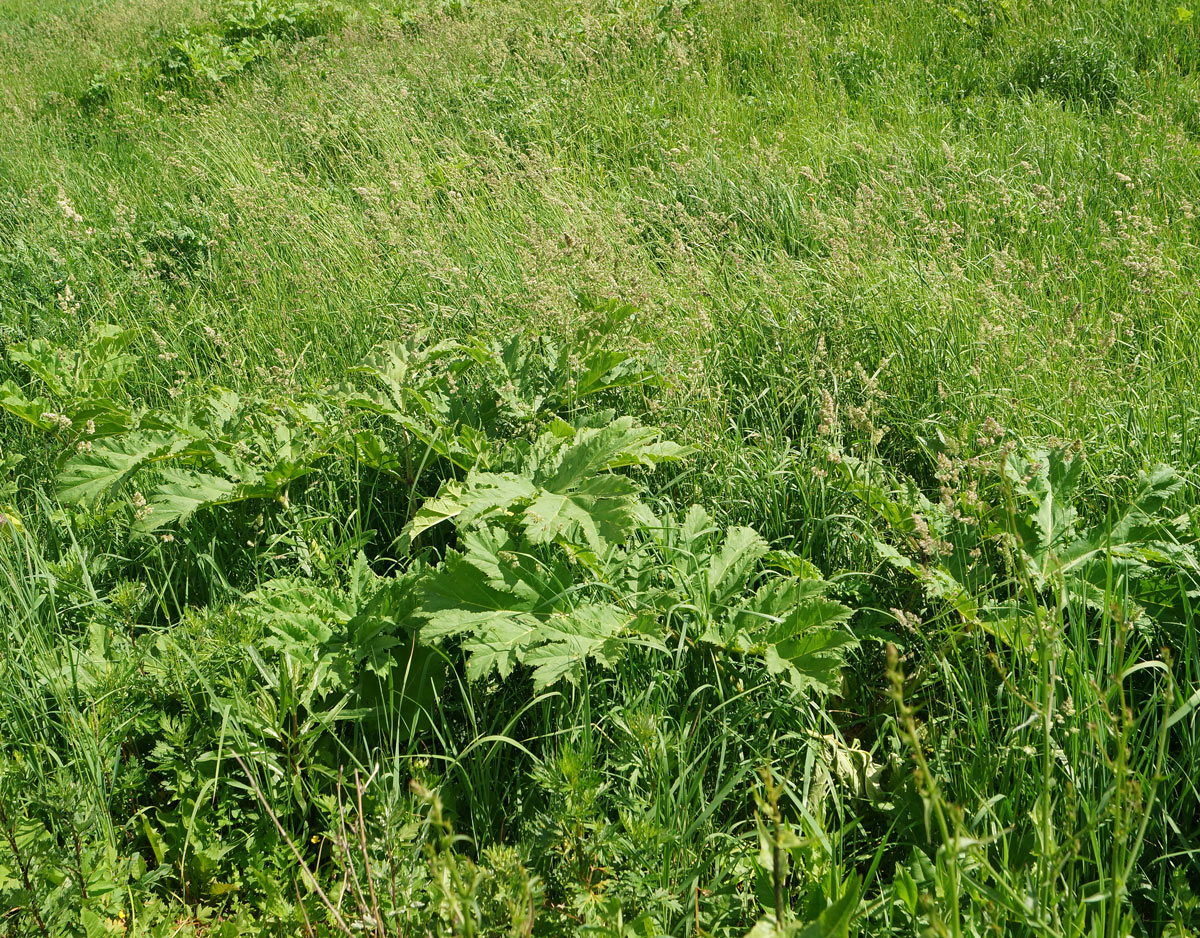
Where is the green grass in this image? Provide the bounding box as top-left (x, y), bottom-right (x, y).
top-left (2, 0), bottom-right (1200, 934)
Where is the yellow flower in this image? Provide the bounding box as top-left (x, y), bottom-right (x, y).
top-left (310, 834), bottom-right (319, 844)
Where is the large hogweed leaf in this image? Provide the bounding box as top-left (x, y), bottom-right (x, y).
top-left (1, 327), bottom-right (137, 436)
top-left (5, 329), bottom-right (410, 532)
top-left (643, 505), bottom-right (770, 623)
top-left (455, 294), bottom-right (665, 422)
top-left (832, 445), bottom-right (1197, 645)
top-left (405, 472), bottom-right (537, 541)
top-left (530, 417), bottom-right (688, 487)
top-left (731, 579), bottom-right (857, 694)
top-left (645, 507), bottom-right (857, 693)
top-left (419, 525), bottom-right (640, 687)
top-left (7, 326), bottom-right (135, 402)
top-left (11, 322), bottom-right (674, 540)
top-left (403, 416), bottom-right (688, 551)
top-left (1001, 447), bottom-right (1083, 571)
top-left (522, 473), bottom-right (651, 552)
top-left (54, 392), bottom-right (341, 530)
top-left (343, 299), bottom-right (668, 470)
top-left (57, 431), bottom-right (189, 505)
top-left (415, 477), bottom-right (857, 694)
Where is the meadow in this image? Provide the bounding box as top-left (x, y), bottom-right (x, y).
top-left (2, 0), bottom-right (1200, 933)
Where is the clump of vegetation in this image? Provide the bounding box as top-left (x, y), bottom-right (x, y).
top-left (80, 0), bottom-right (347, 105)
top-left (1009, 36), bottom-right (1128, 105)
top-left (829, 35), bottom-right (892, 99)
top-left (3, 317), bottom-right (1198, 935)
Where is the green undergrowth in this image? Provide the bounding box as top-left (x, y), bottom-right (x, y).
top-left (3, 315), bottom-right (1200, 936)
top-left (78, 0), bottom-right (349, 104)
top-left (3, 0), bottom-right (1200, 934)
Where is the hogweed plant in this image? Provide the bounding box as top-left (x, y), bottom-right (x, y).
top-left (1, 317), bottom-right (862, 934)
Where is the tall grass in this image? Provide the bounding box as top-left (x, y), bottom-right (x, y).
top-left (2, 0), bottom-right (1200, 934)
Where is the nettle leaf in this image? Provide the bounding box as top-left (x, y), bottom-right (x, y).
top-left (57, 431), bottom-right (186, 505)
